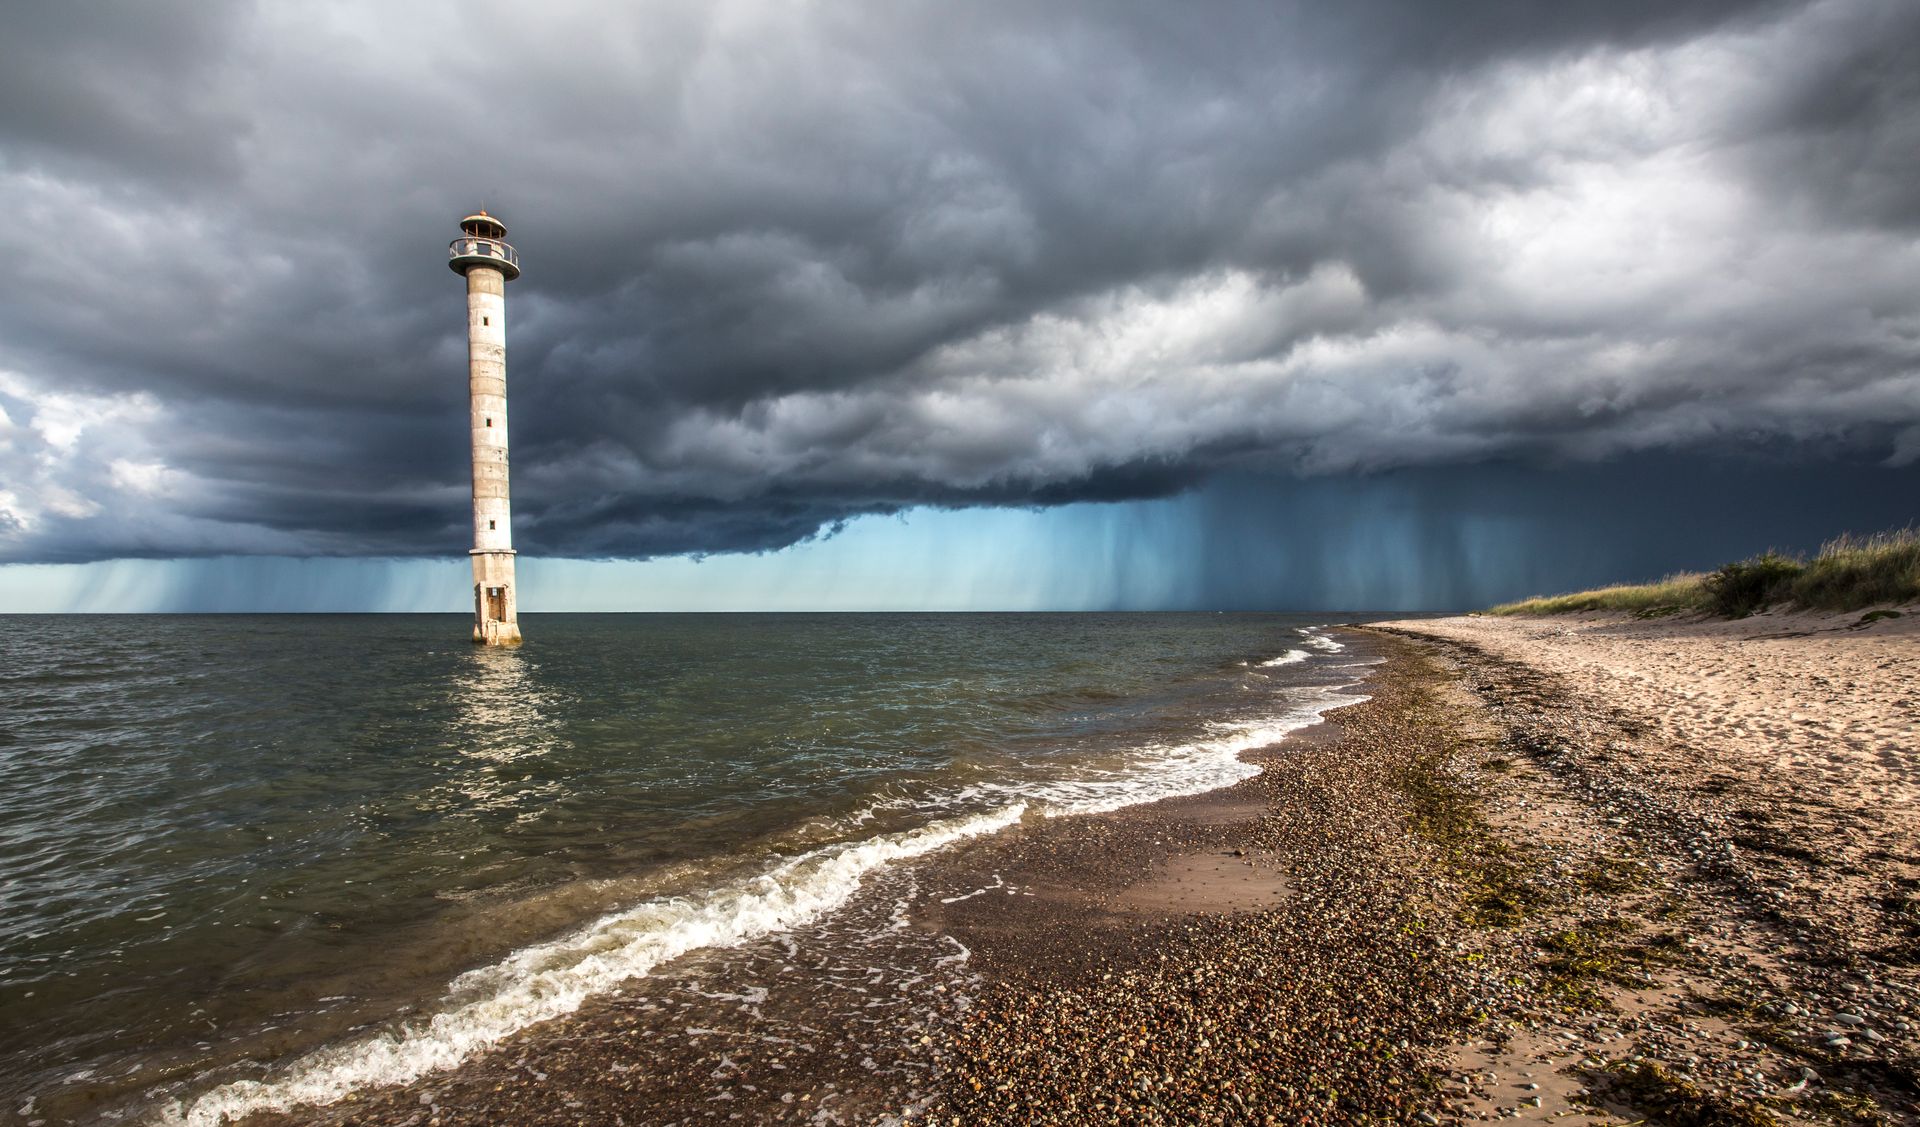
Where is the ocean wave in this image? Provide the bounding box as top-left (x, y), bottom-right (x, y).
top-left (1300, 627), bottom-right (1345, 652)
top-left (1260, 649), bottom-right (1311, 667)
top-left (938, 681), bottom-right (1368, 820)
top-left (160, 804), bottom-right (1026, 1126)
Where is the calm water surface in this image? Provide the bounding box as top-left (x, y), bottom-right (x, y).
top-left (0, 612), bottom-right (1379, 1123)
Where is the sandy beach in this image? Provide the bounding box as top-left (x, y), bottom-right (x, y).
top-left (1370, 609), bottom-right (1920, 1125)
top-left (208, 611), bottom-right (1920, 1125)
top-left (1383, 609), bottom-right (1920, 961)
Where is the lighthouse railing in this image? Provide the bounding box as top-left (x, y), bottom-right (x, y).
top-left (448, 237), bottom-right (519, 270)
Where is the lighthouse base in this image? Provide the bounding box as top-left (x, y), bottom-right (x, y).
top-left (471, 551), bottom-right (522, 646)
top-left (474, 616), bottom-right (523, 646)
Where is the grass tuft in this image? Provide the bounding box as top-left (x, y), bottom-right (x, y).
top-left (1491, 526), bottom-right (1920, 619)
top-left (1790, 528), bottom-right (1920, 611)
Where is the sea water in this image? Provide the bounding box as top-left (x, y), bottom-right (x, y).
top-left (0, 613), bottom-right (1380, 1123)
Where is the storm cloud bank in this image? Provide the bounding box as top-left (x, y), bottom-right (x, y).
top-left (1, 0), bottom-right (1915, 564)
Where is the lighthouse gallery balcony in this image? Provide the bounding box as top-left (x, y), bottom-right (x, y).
top-left (449, 236), bottom-right (521, 280)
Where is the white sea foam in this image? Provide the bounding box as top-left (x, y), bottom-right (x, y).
top-left (159, 804), bottom-right (1026, 1127)
top-left (1029, 688), bottom-right (1364, 816)
top-left (1260, 649), bottom-right (1311, 667)
top-left (929, 680), bottom-right (1366, 822)
top-left (1300, 627), bottom-right (1345, 652)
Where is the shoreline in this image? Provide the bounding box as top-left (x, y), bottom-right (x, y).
top-left (153, 632), bottom-right (1379, 1127)
top-left (76, 611), bottom-right (1920, 1125)
top-left (221, 631), bottom-right (1447, 1126)
top-left (911, 632), bottom-right (1479, 1124)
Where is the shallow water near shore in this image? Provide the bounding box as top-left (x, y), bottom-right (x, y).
top-left (0, 612), bottom-right (1380, 1123)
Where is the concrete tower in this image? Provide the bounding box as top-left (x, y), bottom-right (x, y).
top-left (449, 211), bottom-right (523, 645)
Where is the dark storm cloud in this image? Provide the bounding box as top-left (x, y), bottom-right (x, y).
top-left (0, 2), bottom-right (251, 185)
top-left (0, 0), bottom-right (1914, 564)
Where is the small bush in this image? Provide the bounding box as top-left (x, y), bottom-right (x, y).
top-left (1701, 552), bottom-right (1803, 618)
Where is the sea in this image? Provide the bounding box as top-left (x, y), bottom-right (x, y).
top-left (0, 612), bottom-right (1382, 1125)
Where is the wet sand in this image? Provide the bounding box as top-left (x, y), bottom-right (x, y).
top-left (203, 615), bottom-right (1920, 1124)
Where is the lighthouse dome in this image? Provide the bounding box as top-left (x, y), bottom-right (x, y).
top-left (459, 212), bottom-right (506, 239)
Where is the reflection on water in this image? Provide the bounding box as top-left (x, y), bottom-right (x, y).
top-left (452, 645), bottom-right (563, 763)
top-left (438, 646), bottom-right (567, 818)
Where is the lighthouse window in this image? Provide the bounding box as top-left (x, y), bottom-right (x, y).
top-left (485, 417), bottom-right (493, 427)
top-left (489, 520), bottom-right (496, 530)
top-left (482, 316), bottom-right (489, 326)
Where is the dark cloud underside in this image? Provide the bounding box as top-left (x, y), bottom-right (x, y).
top-left (0, 0), bottom-right (1914, 564)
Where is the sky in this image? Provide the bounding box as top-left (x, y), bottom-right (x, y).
top-left (1, 0), bottom-right (1916, 611)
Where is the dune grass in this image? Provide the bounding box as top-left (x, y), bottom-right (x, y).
top-left (1491, 527), bottom-right (1920, 618)
top-left (1490, 575), bottom-right (1709, 618)
top-left (1790, 528), bottom-right (1920, 610)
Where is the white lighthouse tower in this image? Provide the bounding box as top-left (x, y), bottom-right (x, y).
top-left (449, 211), bottom-right (523, 645)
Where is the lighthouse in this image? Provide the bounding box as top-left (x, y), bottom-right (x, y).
top-left (449, 211), bottom-right (523, 645)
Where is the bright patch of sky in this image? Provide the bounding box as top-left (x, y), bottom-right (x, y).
top-left (0, 504), bottom-right (1185, 613)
